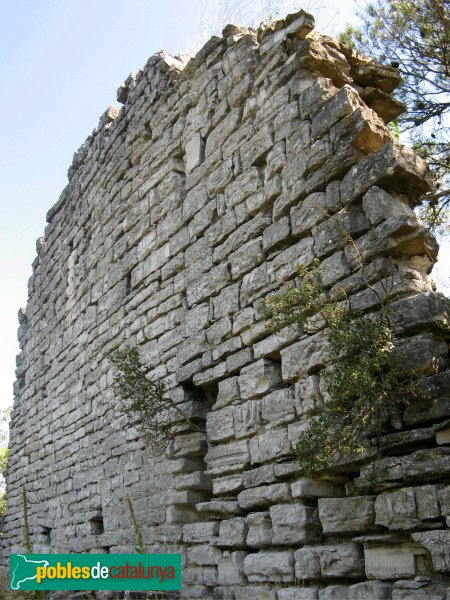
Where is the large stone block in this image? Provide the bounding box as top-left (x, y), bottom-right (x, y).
top-left (403, 372), bottom-right (450, 426)
top-left (295, 544), bottom-right (364, 580)
top-left (270, 503), bottom-right (321, 545)
top-left (234, 400), bottom-right (263, 439)
top-left (183, 522), bottom-right (220, 543)
top-left (188, 545), bottom-right (223, 566)
top-left (238, 359), bottom-right (282, 400)
top-left (375, 485), bottom-right (442, 531)
top-left (217, 551), bottom-right (248, 586)
top-left (362, 185), bottom-right (415, 226)
top-left (318, 586), bottom-right (349, 599)
top-left (184, 133), bottom-right (205, 173)
top-left (244, 551), bottom-right (294, 583)
top-left (354, 448), bottom-right (450, 492)
top-left (279, 589), bottom-right (320, 600)
top-left (318, 496), bottom-right (376, 535)
top-left (281, 332), bottom-right (330, 382)
top-left (364, 544), bottom-right (418, 579)
top-left (238, 483), bottom-right (291, 510)
top-left (340, 141), bottom-right (433, 205)
top-left (205, 440), bottom-right (250, 476)
top-left (246, 512), bottom-right (273, 548)
top-left (292, 479), bottom-right (345, 500)
top-left (186, 263), bottom-right (230, 306)
top-left (291, 192), bottom-right (327, 237)
top-left (411, 530), bottom-right (450, 574)
top-left (260, 388), bottom-right (296, 427)
top-left (249, 428), bottom-right (293, 464)
top-left (217, 518), bottom-right (248, 548)
top-left (215, 376), bottom-right (240, 409)
top-left (206, 406), bottom-right (235, 443)
top-left (348, 581), bottom-right (393, 599)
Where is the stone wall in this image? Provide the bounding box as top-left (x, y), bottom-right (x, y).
top-left (3, 10), bottom-right (450, 599)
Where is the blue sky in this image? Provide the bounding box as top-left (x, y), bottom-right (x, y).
top-left (0, 0), bottom-right (447, 413)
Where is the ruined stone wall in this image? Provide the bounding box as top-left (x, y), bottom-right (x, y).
top-left (3, 10), bottom-right (450, 599)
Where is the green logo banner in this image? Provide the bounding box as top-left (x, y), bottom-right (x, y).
top-left (10, 554), bottom-right (182, 591)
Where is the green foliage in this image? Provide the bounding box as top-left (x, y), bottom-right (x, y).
top-left (264, 260), bottom-right (330, 333)
top-left (110, 347), bottom-right (203, 453)
top-left (0, 490), bottom-right (6, 519)
top-left (388, 120), bottom-right (400, 139)
top-left (263, 262), bottom-right (409, 476)
top-left (340, 0), bottom-right (450, 233)
top-left (0, 447), bottom-right (8, 478)
top-left (295, 414), bottom-right (334, 477)
top-left (110, 348), bottom-right (170, 452)
top-left (126, 497), bottom-right (147, 555)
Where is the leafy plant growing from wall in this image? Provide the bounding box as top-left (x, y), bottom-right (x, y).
top-left (126, 497), bottom-right (147, 555)
top-left (110, 347), bottom-right (204, 453)
top-left (263, 260), bottom-right (415, 476)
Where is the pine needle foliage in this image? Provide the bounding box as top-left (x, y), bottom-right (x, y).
top-left (340, 0), bottom-right (450, 233)
top-left (110, 347), bottom-right (203, 453)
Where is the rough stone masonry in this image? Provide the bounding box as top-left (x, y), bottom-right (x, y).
top-left (2, 9), bottom-right (450, 600)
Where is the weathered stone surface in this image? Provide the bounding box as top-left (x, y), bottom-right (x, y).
top-left (319, 586), bottom-right (349, 599)
top-left (217, 518), bottom-right (248, 548)
top-left (388, 291), bottom-right (447, 333)
top-left (364, 544), bottom-right (418, 579)
top-left (318, 496), bottom-right (376, 535)
top-left (362, 185), bottom-right (414, 225)
top-left (281, 332), bottom-right (330, 382)
top-left (291, 192), bottom-right (327, 237)
top-left (183, 522), bottom-right (220, 543)
top-left (312, 206), bottom-right (370, 258)
top-left (205, 440), bottom-right (250, 476)
top-left (246, 512), bottom-right (273, 548)
top-left (217, 550), bottom-right (247, 586)
top-left (270, 503), bottom-right (321, 545)
top-left (260, 388), bottom-right (296, 427)
top-left (340, 141), bottom-right (433, 204)
top-left (196, 500), bottom-right (243, 518)
top-left (375, 485), bottom-right (442, 531)
top-left (403, 371), bottom-right (450, 426)
top-left (207, 406), bottom-right (235, 442)
top-left (354, 448), bottom-right (450, 492)
top-left (238, 483), bottom-right (291, 510)
top-left (235, 586), bottom-right (277, 600)
top-left (278, 588), bottom-right (320, 600)
top-left (292, 479), bottom-right (345, 500)
top-left (244, 551), bottom-right (294, 583)
top-left (212, 474), bottom-right (244, 496)
top-left (295, 544), bottom-right (365, 580)
top-left (188, 544), bottom-right (223, 566)
top-left (185, 133), bottom-right (205, 173)
top-left (215, 376), bottom-right (240, 409)
top-left (412, 531), bottom-right (450, 574)
top-left (243, 464), bottom-right (276, 489)
top-left (249, 428), bottom-right (293, 464)
top-left (348, 581), bottom-right (393, 599)
top-left (238, 359), bottom-right (282, 400)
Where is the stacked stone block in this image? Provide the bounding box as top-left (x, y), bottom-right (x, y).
top-left (3, 9), bottom-right (450, 599)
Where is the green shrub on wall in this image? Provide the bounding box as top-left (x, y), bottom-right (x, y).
top-left (110, 347), bottom-right (204, 453)
top-left (263, 261), bottom-right (412, 476)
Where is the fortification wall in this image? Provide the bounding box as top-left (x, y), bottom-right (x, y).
top-left (3, 10), bottom-right (450, 599)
